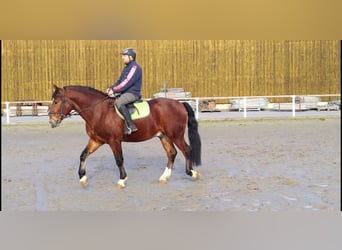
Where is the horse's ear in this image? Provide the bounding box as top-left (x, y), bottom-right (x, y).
top-left (53, 84), bottom-right (58, 91)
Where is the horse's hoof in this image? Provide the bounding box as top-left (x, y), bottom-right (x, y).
top-left (80, 176), bottom-right (88, 187)
top-left (117, 178), bottom-right (127, 189)
top-left (191, 170), bottom-right (200, 180)
top-left (159, 167), bottom-right (172, 183)
top-left (159, 178), bottom-right (168, 184)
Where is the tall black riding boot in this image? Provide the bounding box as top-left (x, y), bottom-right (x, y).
top-left (118, 105), bottom-right (138, 135)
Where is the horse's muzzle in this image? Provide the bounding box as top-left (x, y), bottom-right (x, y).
top-left (49, 118), bottom-right (60, 128)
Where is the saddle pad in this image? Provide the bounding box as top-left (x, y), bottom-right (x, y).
top-left (116, 101), bottom-right (150, 120)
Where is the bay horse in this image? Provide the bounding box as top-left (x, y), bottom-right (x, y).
top-left (48, 85), bottom-right (201, 188)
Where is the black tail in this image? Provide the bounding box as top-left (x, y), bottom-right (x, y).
top-left (183, 102), bottom-right (202, 166)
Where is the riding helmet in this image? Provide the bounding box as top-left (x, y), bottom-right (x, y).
top-left (121, 48), bottom-right (136, 59)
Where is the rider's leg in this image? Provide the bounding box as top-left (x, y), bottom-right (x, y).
top-left (115, 93), bottom-right (139, 135)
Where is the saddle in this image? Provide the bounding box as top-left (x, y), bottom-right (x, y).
top-left (115, 100), bottom-right (150, 120)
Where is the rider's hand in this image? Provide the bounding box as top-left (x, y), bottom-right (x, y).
top-left (107, 88), bottom-right (115, 97)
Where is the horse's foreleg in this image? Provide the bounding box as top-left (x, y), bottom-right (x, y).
top-left (78, 139), bottom-right (102, 187)
top-left (78, 147), bottom-right (89, 187)
top-left (114, 154), bottom-right (127, 188)
top-left (109, 140), bottom-right (127, 189)
top-left (158, 134), bottom-right (177, 183)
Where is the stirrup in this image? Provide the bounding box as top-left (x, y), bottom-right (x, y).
top-left (124, 124), bottom-right (138, 135)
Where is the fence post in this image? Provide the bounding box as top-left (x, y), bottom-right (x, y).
top-left (6, 102), bottom-right (10, 124)
top-left (16, 102), bottom-right (22, 116)
top-left (292, 95), bottom-right (296, 117)
top-left (32, 103), bottom-right (38, 116)
top-left (243, 97), bottom-right (247, 118)
top-left (195, 98), bottom-right (199, 119)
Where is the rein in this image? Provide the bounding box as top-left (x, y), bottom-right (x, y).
top-left (49, 87), bottom-right (110, 118)
top-left (77, 96), bottom-right (110, 114)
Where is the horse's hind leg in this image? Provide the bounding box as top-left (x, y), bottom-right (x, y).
top-left (78, 139), bottom-right (103, 187)
top-left (173, 138), bottom-right (200, 180)
top-left (158, 133), bottom-right (177, 183)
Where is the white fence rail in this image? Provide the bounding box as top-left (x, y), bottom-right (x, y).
top-left (174, 94), bottom-right (340, 119)
top-left (2, 94), bottom-right (340, 124)
top-left (1, 100), bottom-right (52, 124)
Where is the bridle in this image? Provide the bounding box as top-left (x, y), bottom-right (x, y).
top-left (48, 87), bottom-right (110, 119)
top-left (48, 87), bottom-right (71, 119)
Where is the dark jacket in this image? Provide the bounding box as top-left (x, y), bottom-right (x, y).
top-left (111, 61), bottom-right (142, 98)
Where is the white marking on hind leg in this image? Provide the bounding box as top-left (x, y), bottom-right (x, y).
top-left (191, 170), bottom-right (200, 179)
top-left (159, 167), bottom-right (172, 183)
top-left (117, 177), bottom-right (128, 189)
top-left (80, 176), bottom-right (88, 187)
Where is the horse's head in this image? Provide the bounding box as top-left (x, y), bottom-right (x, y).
top-left (49, 85), bottom-right (74, 128)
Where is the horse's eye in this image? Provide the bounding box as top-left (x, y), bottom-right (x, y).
top-left (54, 101), bottom-right (58, 104)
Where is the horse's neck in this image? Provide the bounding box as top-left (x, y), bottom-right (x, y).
top-left (67, 93), bottom-right (83, 109)
top-left (67, 89), bottom-right (105, 116)
top-left (68, 90), bottom-right (97, 106)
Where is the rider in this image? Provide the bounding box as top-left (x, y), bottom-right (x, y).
top-left (107, 48), bottom-right (142, 135)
